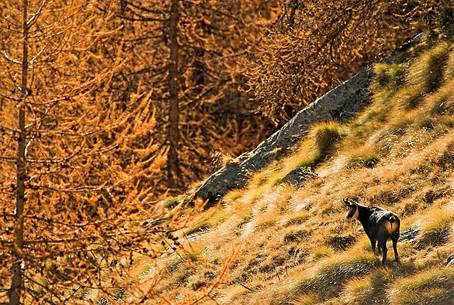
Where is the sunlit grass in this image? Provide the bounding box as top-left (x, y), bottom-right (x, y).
top-left (443, 46), bottom-right (454, 81)
top-left (407, 42), bottom-right (449, 93)
top-left (342, 270), bottom-right (389, 305)
top-left (282, 121), bottom-right (347, 172)
top-left (282, 210), bottom-right (310, 226)
top-left (184, 205), bottom-right (231, 236)
top-left (224, 188), bottom-right (246, 203)
top-left (294, 252), bottom-right (379, 300)
top-left (310, 245), bottom-right (334, 260)
top-left (393, 85), bottom-right (425, 110)
top-left (417, 208), bottom-right (454, 248)
top-left (162, 194), bottom-right (185, 209)
top-left (292, 293), bottom-right (320, 305)
top-left (347, 145), bottom-right (379, 168)
top-left (388, 268), bottom-right (454, 305)
top-left (373, 62), bottom-right (407, 92)
top-left (426, 79), bottom-right (454, 116)
top-left (311, 121), bottom-right (346, 161)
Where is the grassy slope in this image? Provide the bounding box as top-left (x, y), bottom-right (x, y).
top-left (141, 38), bottom-right (454, 305)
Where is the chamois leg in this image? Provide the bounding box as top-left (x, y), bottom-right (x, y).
top-left (392, 234), bottom-right (399, 263)
top-left (379, 240), bottom-right (387, 265)
top-left (369, 238), bottom-right (377, 255)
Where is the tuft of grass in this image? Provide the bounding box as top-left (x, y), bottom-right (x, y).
top-left (349, 86), bottom-right (394, 144)
top-left (407, 42), bottom-right (450, 93)
top-left (388, 268), bottom-right (454, 305)
top-left (163, 195), bottom-right (183, 209)
top-left (184, 205), bottom-right (231, 237)
top-left (347, 146), bottom-right (379, 168)
top-left (283, 210), bottom-right (310, 226)
top-left (325, 234), bottom-right (356, 250)
top-left (294, 253), bottom-right (379, 300)
top-left (443, 46), bottom-right (454, 81)
top-left (373, 62), bottom-right (407, 92)
top-left (311, 245), bottom-right (334, 260)
top-left (166, 257), bottom-right (183, 273)
top-left (224, 188), bottom-right (245, 203)
top-left (426, 79), bottom-right (454, 116)
top-left (276, 121), bottom-right (346, 177)
top-left (185, 248), bottom-right (203, 262)
top-left (418, 118), bottom-right (436, 130)
top-left (378, 109), bottom-right (421, 140)
top-left (248, 163), bottom-right (282, 189)
top-left (342, 270), bottom-right (388, 305)
top-left (357, 99), bottom-right (389, 125)
top-left (295, 121), bottom-right (346, 168)
top-left (417, 208), bottom-right (454, 248)
top-left (312, 121), bottom-right (346, 157)
top-left (439, 115), bottom-right (454, 127)
top-left (394, 85), bottom-right (425, 109)
top-left (185, 221), bottom-right (210, 236)
top-left (293, 293), bottom-right (320, 305)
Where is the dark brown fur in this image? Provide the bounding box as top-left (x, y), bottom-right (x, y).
top-left (343, 198), bottom-right (400, 264)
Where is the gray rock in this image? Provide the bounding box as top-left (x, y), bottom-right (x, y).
top-left (447, 253), bottom-right (454, 266)
top-left (399, 226), bottom-right (420, 242)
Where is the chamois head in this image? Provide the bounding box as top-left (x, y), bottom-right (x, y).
top-left (343, 198), bottom-right (359, 220)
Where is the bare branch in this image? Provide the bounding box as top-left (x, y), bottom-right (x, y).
top-left (118, 15), bottom-right (168, 22)
top-left (27, 0), bottom-right (48, 28)
top-left (0, 156), bottom-right (16, 162)
top-left (1, 50), bottom-right (21, 65)
top-left (23, 274), bottom-right (64, 304)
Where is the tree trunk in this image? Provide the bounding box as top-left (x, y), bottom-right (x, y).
top-left (167, 0), bottom-right (180, 188)
top-left (9, 0), bottom-right (28, 304)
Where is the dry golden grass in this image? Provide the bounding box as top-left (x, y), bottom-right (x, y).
top-left (292, 293), bottom-right (320, 305)
top-left (393, 85), bottom-right (425, 109)
top-left (346, 145), bottom-right (379, 168)
top-left (426, 79), bottom-right (454, 116)
top-left (444, 45), bottom-right (454, 81)
top-left (388, 268), bottom-right (454, 305)
top-left (407, 41), bottom-right (450, 93)
top-left (373, 62), bottom-right (407, 92)
top-left (291, 252), bottom-right (379, 301)
top-left (342, 270), bottom-right (389, 305)
top-left (310, 245), bottom-right (334, 260)
top-left (417, 208), bottom-right (454, 249)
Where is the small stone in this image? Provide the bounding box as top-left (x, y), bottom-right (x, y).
top-left (447, 253), bottom-right (454, 266)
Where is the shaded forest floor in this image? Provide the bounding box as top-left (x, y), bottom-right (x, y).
top-left (96, 38), bottom-right (454, 305)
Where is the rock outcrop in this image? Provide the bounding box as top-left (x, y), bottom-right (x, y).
top-left (191, 33), bottom-right (426, 206)
top-left (194, 68), bottom-right (373, 205)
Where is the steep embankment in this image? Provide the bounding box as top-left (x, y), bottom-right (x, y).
top-left (135, 38), bottom-right (454, 305)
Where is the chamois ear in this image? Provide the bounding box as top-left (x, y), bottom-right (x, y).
top-left (343, 198), bottom-right (351, 206)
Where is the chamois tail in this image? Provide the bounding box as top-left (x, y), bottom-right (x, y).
top-left (385, 215), bottom-right (399, 234)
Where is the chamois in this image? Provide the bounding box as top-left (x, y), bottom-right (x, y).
top-left (343, 198), bottom-right (400, 264)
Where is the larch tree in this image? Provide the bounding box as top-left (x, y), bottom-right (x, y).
top-left (0, 1), bottom-right (172, 304)
top-left (113, 0), bottom-right (454, 196)
top-left (115, 0), bottom-right (279, 193)
top-left (245, 0), bottom-right (453, 124)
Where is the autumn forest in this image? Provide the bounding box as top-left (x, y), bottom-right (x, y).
top-left (0, 1), bottom-right (452, 304)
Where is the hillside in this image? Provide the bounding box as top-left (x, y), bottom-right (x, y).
top-left (90, 38), bottom-right (454, 305)
top-left (139, 37), bottom-right (454, 305)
